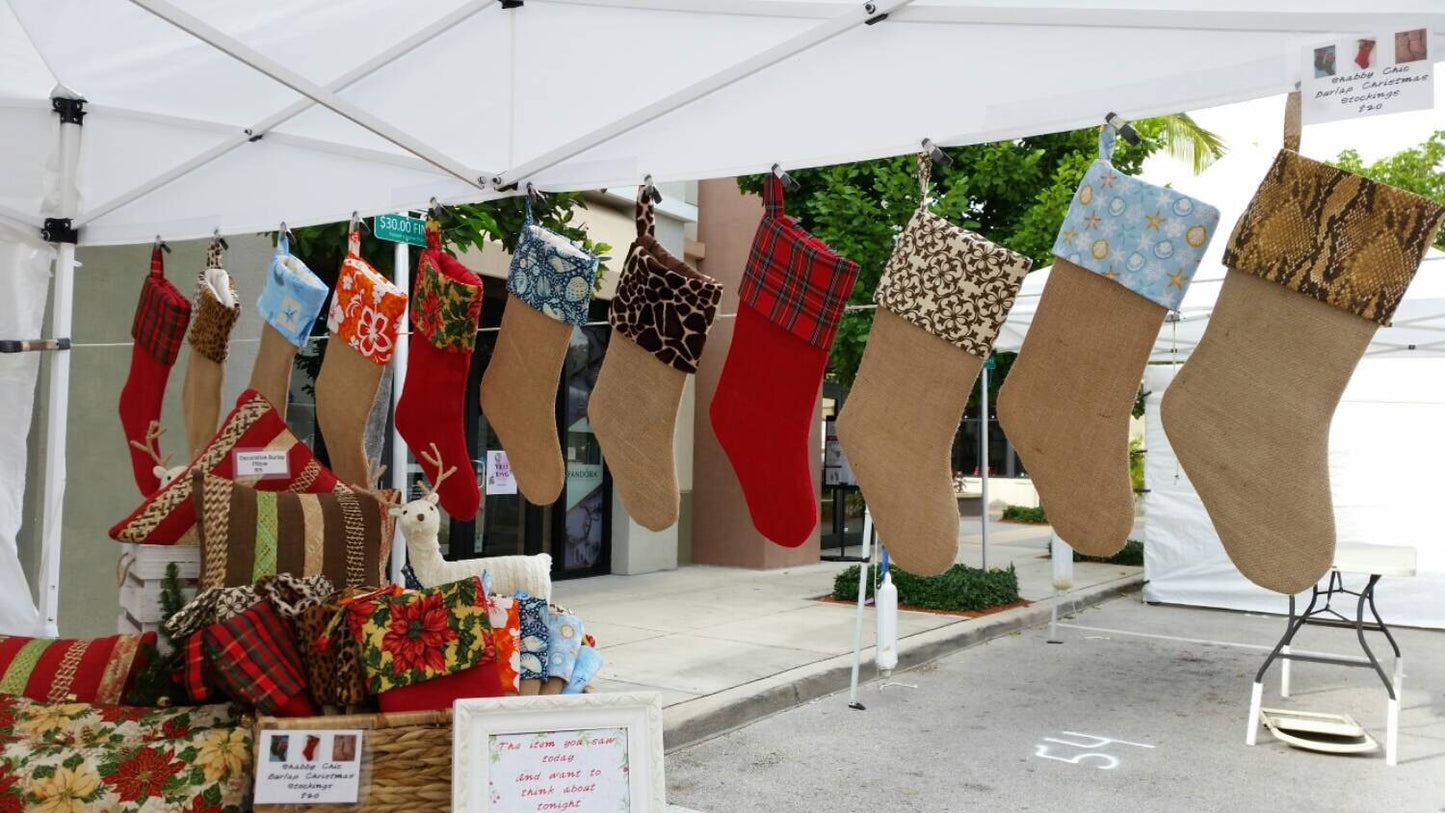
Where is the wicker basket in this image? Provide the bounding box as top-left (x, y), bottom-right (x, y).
top-left (253, 710), bottom-right (452, 811)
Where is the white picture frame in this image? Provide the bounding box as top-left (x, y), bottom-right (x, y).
top-left (453, 692), bottom-right (665, 813)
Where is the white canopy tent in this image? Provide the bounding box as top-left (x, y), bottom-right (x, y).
top-left (1, 1), bottom-right (1442, 633)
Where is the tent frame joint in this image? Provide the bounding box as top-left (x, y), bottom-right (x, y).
top-left (50, 97), bottom-right (86, 126)
top-left (863, 3), bottom-right (888, 24)
top-left (41, 218), bottom-right (78, 244)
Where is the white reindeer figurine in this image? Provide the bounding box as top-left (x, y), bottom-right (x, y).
top-left (130, 421), bottom-right (187, 491)
top-left (391, 443), bottom-right (552, 601)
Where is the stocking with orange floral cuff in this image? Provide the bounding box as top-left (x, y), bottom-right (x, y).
top-left (709, 176), bottom-right (859, 547)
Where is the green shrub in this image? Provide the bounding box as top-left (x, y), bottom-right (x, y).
top-left (1128, 438), bottom-right (1146, 493)
top-left (832, 563), bottom-right (1021, 612)
top-left (1001, 504), bottom-right (1048, 524)
top-left (1075, 539), bottom-right (1144, 567)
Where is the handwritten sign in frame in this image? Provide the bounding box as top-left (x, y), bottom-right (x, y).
top-left (453, 693), bottom-right (665, 813)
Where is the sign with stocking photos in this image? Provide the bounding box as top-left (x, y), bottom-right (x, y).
top-left (454, 693), bottom-right (665, 813)
top-left (254, 729), bottom-right (363, 804)
top-left (1301, 23), bottom-right (1434, 124)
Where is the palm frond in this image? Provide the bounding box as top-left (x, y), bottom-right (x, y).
top-left (1153, 113), bottom-right (1227, 175)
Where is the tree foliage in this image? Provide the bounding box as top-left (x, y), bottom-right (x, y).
top-left (1333, 131), bottom-right (1445, 250)
top-left (739, 117), bottom-right (1217, 385)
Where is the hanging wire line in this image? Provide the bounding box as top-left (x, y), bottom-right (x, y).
top-left (65, 303), bottom-right (884, 350)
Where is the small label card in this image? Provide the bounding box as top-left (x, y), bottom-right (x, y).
top-left (255, 730), bottom-right (363, 805)
top-left (1302, 23), bottom-right (1434, 124)
top-left (233, 449), bottom-right (290, 479)
top-left (485, 450), bottom-right (516, 496)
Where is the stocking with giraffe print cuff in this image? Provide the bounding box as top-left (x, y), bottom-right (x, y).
top-left (998, 127), bottom-right (1219, 557)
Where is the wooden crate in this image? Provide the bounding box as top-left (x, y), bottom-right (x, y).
top-left (253, 710), bottom-right (453, 812)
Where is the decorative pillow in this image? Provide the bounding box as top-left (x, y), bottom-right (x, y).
top-left (1052, 127), bottom-right (1220, 311)
top-left (202, 600), bottom-right (315, 716)
top-left (609, 185), bottom-right (723, 374)
top-left (0, 694), bottom-right (240, 748)
top-left (195, 472), bottom-right (396, 590)
top-left (0, 633), bottom-right (153, 706)
top-left (298, 585), bottom-right (401, 708)
top-left (506, 201), bottom-right (599, 327)
top-left (1224, 149), bottom-right (1445, 326)
top-left (358, 576), bottom-right (495, 696)
top-left (485, 595), bottom-right (522, 695)
top-left (545, 611), bottom-right (584, 682)
top-left (516, 594), bottom-right (551, 682)
top-left (376, 660), bottom-right (503, 712)
top-left (562, 645), bottom-right (603, 694)
top-left (110, 389), bottom-right (343, 544)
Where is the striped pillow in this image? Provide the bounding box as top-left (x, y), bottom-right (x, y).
top-left (109, 389), bottom-right (343, 545)
top-left (195, 472), bottom-right (397, 590)
top-left (0, 633), bottom-right (154, 705)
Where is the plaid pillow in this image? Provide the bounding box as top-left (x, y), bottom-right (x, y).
top-left (739, 175), bottom-right (859, 351)
top-left (202, 601), bottom-right (313, 716)
top-left (358, 576), bottom-right (495, 695)
top-left (0, 633), bottom-right (153, 705)
top-left (109, 389), bottom-right (343, 544)
top-left (194, 472), bottom-right (397, 590)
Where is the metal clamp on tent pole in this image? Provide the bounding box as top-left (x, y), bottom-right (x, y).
top-left (1105, 112), bottom-right (1141, 146)
top-left (863, 2), bottom-right (889, 24)
top-left (0, 339), bottom-right (71, 354)
top-left (771, 163), bottom-right (801, 192)
top-left (41, 218), bottom-right (78, 244)
top-left (51, 97), bottom-right (86, 126)
top-left (922, 138), bottom-right (954, 166)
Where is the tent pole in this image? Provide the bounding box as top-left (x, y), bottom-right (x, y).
top-left (979, 359), bottom-right (989, 572)
top-left (389, 214), bottom-right (411, 586)
top-left (126, 0), bottom-right (492, 190)
top-left (36, 94), bottom-right (85, 636)
top-left (492, 0), bottom-right (911, 189)
top-left (77, 0), bottom-right (497, 228)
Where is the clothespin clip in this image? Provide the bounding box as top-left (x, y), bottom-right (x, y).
top-left (429, 197), bottom-right (453, 219)
top-left (153, 235), bottom-right (171, 254)
top-left (350, 211), bottom-right (371, 234)
top-left (642, 174), bottom-right (663, 204)
top-left (278, 221), bottom-right (295, 242)
top-left (771, 163), bottom-right (801, 192)
top-left (525, 183), bottom-right (547, 204)
top-left (210, 228), bottom-right (228, 251)
top-left (1104, 112), bottom-right (1140, 146)
top-left (922, 138), bottom-right (954, 166)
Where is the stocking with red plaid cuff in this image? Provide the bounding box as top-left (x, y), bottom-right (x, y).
top-left (119, 245), bottom-right (191, 495)
top-left (709, 176), bottom-right (859, 547)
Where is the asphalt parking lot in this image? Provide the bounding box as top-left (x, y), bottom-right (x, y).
top-left (667, 594), bottom-right (1445, 812)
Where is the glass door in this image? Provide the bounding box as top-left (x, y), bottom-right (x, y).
top-left (550, 320), bottom-right (612, 579)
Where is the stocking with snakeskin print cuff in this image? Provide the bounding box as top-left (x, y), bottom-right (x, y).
top-left (590, 184), bottom-right (723, 531)
top-left (1164, 141), bottom-right (1445, 595)
top-left (999, 127), bottom-right (1220, 558)
top-left (839, 152), bottom-right (1031, 574)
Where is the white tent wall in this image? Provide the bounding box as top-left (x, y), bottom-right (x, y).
top-left (0, 227), bottom-right (54, 637)
top-left (1142, 364), bottom-right (1445, 630)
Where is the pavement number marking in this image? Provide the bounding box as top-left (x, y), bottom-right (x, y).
top-left (1032, 731), bottom-right (1154, 771)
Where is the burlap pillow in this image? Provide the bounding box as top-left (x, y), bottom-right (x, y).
top-left (194, 472), bottom-right (396, 590)
top-left (0, 632), bottom-right (154, 705)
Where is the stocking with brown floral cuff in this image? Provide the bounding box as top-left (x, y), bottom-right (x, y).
top-left (119, 245), bottom-right (191, 495)
top-left (709, 176), bottom-right (859, 548)
top-left (395, 219), bottom-right (483, 520)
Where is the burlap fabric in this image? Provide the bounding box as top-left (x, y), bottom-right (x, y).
top-left (182, 272), bottom-right (241, 457)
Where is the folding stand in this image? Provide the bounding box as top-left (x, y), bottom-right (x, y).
top-left (1246, 545), bottom-right (1416, 766)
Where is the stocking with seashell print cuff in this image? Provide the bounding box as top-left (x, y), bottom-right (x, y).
top-left (998, 127), bottom-right (1220, 558)
top-left (1162, 100), bottom-right (1445, 594)
top-left (838, 152), bottom-right (1031, 575)
top-left (315, 230), bottom-right (407, 488)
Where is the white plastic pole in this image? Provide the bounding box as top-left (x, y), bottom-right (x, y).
top-left (1048, 532), bottom-right (1073, 644)
top-left (847, 509), bottom-right (875, 709)
top-left (979, 360), bottom-right (990, 571)
top-left (36, 96), bottom-right (84, 636)
top-left (388, 216), bottom-right (410, 585)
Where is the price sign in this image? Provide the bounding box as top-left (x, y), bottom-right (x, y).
top-left (374, 213), bottom-right (428, 247)
top-left (254, 730), bottom-right (363, 805)
top-left (1301, 24), bottom-right (1434, 124)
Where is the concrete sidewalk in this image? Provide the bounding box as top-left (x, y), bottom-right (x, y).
top-left (551, 520), bottom-right (1142, 747)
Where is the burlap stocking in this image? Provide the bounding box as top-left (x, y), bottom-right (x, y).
top-left (481, 199), bottom-right (598, 506)
top-left (1163, 134), bottom-right (1445, 593)
top-left (316, 231), bottom-right (406, 487)
top-left (247, 234), bottom-right (328, 418)
top-left (998, 127), bottom-right (1220, 556)
top-left (181, 241), bottom-right (241, 458)
top-left (838, 153), bottom-right (1031, 574)
top-left (590, 186), bottom-right (722, 530)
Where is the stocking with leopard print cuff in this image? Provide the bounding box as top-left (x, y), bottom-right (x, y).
top-left (316, 231), bottom-right (407, 487)
top-left (998, 126), bottom-right (1220, 557)
top-left (709, 175), bottom-right (859, 548)
top-left (590, 185), bottom-right (722, 530)
top-left (181, 238), bottom-right (242, 459)
top-left (1163, 100), bottom-right (1445, 594)
top-left (839, 152), bottom-right (1031, 574)
top-left (395, 219), bottom-right (483, 519)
